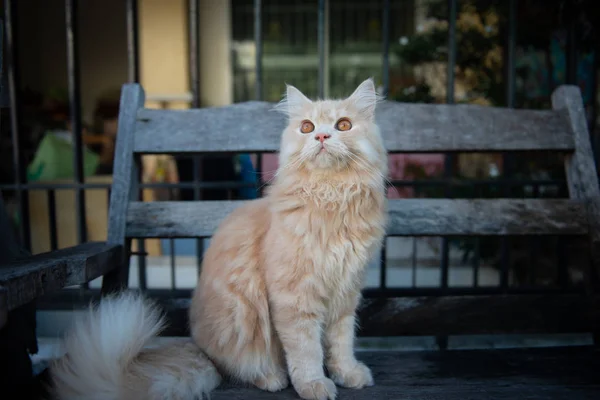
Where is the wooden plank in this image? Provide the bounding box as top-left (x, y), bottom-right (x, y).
top-left (207, 347), bottom-right (600, 400)
top-left (133, 100), bottom-right (575, 153)
top-left (148, 293), bottom-right (600, 338)
top-left (125, 199), bottom-right (588, 238)
top-left (0, 286), bottom-right (7, 329)
top-left (37, 289), bottom-right (600, 339)
top-left (107, 83), bottom-right (145, 245)
top-left (356, 294), bottom-right (600, 337)
top-left (29, 342), bottom-right (600, 399)
top-left (553, 85), bottom-right (600, 291)
top-left (102, 83), bottom-right (145, 293)
top-left (0, 242), bottom-right (122, 311)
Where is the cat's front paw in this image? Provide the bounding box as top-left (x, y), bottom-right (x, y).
top-left (294, 377), bottom-right (337, 400)
top-left (253, 369), bottom-right (289, 392)
top-left (329, 361), bottom-right (374, 389)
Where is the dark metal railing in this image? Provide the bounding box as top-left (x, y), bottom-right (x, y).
top-left (65, 0), bottom-right (88, 288)
top-left (3, 0), bottom-right (30, 250)
top-left (0, 0), bottom-right (595, 312)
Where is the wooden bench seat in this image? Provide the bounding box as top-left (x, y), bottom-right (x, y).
top-left (208, 347), bottom-right (600, 400)
top-left (2, 82), bottom-right (600, 399)
top-left (27, 345), bottom-right (599, 399)
top-left (110, 82), bottom-right (600, 399)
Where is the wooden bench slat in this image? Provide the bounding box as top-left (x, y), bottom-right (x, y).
top-left (0, 242), bottom-right (122, 311)
top-left (553, 86), bottom-right (600, 292)
top-left (125, 198), bottom-right (588, 238)
top-left (133, 101), bottom-right (575, 154)
top-left (102, 82), bottom-right (145, 294)
top-left (208, 347), bottom-right (600, 400)
top-left (357, 293), bottom-right (600, 337)
top-left (37, 289), bottom-right (600, 340)
top-left (127, 293), bottom-right (600, 338)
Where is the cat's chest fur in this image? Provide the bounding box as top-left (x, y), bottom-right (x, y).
top-left (274, 180), bottom-right (386, 279)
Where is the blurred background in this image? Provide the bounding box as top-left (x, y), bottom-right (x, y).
top-left (1, 0), bottom-right (599, 345)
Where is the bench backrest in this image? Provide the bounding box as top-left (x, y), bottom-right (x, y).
top-left (107, 83), bottom-right (600, 338)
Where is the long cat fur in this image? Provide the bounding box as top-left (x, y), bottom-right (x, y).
top-left (49, 78), bottom-right (388, 400)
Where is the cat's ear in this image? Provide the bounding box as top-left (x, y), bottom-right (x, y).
top-left (273, 84), bottom-right (312, 118)
top-left (348, 78), bottom-right (380, 119)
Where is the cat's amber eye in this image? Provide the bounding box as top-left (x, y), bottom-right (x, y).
top-left (300, 120), bottom-right (315, 134)
top-left (336, 118), bottom-right (352, 131)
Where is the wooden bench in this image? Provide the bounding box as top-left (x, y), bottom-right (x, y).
top-left (2, 83), bottom-right (600, 399)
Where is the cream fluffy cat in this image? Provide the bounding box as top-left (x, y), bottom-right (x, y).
top-left (49, 78), bottom-right (388, 400)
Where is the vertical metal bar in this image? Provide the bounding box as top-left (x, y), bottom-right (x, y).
top-left (317, 0), bottom-right (326, 98)
top-left (472, 184), bottom-right (481, 286)
top-left (382, 0), bottom-right (391, 97)
top-left (170, 238), bottom-right (176, 290)
top-left (565, 3), bottom-right (577, 85)
top-left (256, 153), bottom-right (263, 197)
top-left (65, 0), bottom-right (88, 289)
top-left (47, 190), bottom-right (58, 251)
top-left (253, 0), bottom-right (264, 201)
top-left (126, 0), bottom-right (140, 83)
top-left (411, 238), bottom-right (418, 287)
top-left (506, 0), bottom-right (517, 108)
top-left (557, 183), bottom-right (570, 287)
top-left (4, 0), bottom-right (31, 251)
top-left (135, 159), bottom-right (146, 291)
top-left (441, 0), bottom-right (457, 291)
top-left (500, 0), bottom-right (518, 292)
top-left (440, 237), bottom-right (450, 289)
top-left (189, 0), bottom-right (204, 276)
top-left (472, 237), bottom-right (480, 286)
top-left (137, 239), bottom-right (147, 290)
top-left (379, 241), bottom-right (387, 289)
top-left (254, 0), bottom-right (263, 100)
top-left (190, 0), bottom-right (200, 107)
top-left (500, 239), bottom-right (510, 289)
top-left (381, 0), bottom-right (390, 290)
top-left (503, 1), bottom-right (517, 191)
top-left (446, 0), bottom-right (457, 104)
top-left (379, 239), bottom-right (387, 289)
top-left (529, 184), bottom-right (541, 287)
top-left (65, 0), bottom-right (87, 244)
top-left (323, 0), bottom-right (330, 98)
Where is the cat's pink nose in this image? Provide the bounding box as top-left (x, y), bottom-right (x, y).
top-left (315, 133), bottom-right (331, 143)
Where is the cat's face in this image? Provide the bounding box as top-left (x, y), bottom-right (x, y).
top-left (276, 78), bottom-right (385, 172)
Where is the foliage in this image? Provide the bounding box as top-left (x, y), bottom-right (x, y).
top-left (394, 0), bottom-right (507, 106)
top-left (393, 82), bottom-right (436, 103)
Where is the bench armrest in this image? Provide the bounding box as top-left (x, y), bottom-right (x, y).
top-left (0, 242), bottom-right (123, 325)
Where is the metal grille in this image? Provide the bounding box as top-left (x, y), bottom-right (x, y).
top-left (1, 0), bottom-right (598, 318)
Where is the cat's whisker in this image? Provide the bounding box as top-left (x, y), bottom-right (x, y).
top-left (344, 151), bottom-right (399, 197)
top-left (258, 152), bottom-right (312, 192)
top-left (248, 168), bottom-right (280, 176)
top-left (345, 151), bottom-right (382, 179)
top-left (345, 151), bottom-right (390, 185)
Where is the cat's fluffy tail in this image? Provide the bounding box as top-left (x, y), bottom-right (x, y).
top-left (49, 291), bottom-right (221, 400)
